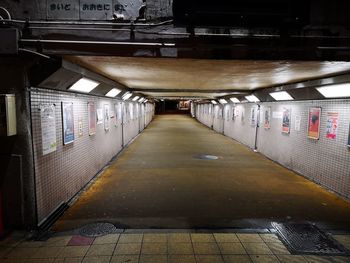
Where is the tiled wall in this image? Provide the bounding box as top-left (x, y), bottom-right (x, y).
top-left (196, 99), bottom-right (350, 199)
top-left (30, 88), bottom-right (154, 224)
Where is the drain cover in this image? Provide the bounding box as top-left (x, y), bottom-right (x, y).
top-left (194, 154), bottom-right (219, 160)
top-left (79, 223), bottom-right (118, 237)
top-left (272, 222), bottom-right (349, 255)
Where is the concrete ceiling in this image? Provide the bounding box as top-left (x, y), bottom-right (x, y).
top-left (65, 56), bottom-right (350, 99)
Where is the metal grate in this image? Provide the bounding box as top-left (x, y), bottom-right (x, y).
top-left (194, 154), bottom-right (219, 160)
top-left (272, 222), bottom-right (350, 255)
top-left (79, 223), bottom-right (119, 237)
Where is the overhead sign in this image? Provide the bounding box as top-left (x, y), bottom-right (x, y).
top-left (47, 0), bottom-right (144, 20)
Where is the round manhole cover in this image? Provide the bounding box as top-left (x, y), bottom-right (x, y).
top-left (194, 154), bottom-right (219, 160)
top-left (79, 223), bottom-right (118, 237)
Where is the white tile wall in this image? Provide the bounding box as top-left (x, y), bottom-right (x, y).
top-left (196, 99), bottom-right (350, 199)
top-left (30, 88), bottom-right (154, 224)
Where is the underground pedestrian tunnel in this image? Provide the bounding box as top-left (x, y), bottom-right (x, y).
top-left (1, 1), bottom-right (350, 260)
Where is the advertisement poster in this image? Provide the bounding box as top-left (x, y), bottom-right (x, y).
top-left (40, 104), bottom-right (57, 155)
top-left (282, 107), bottom-right (291, 133)
top-left (104, 104), bottom-right (110, 131)
top-left (78, 117), bottom-right (83, 137)
top-left (348, 123), bottom-right (350, 147)
top-left (232, 107), bottom-right (235, 121)
top-left (129, 103), bottom-right (134, 120)
top-left (96, 108), bottom-right (103, 124)
top-left (294, 115), bottom-right (301, 131)
top-left (264, 107), bottom-right (271, 129)
top-left (61, 102), bottom-right (74, 145)
top-left (88, 102), bottom-right (96, 135)
top-left (226, 107), bottom-right (230, 121)
top-left (250, 107), bottom-right (256, 126)
top-left (326, 112), bottom-right (339, 139)
top-left (308, 107), bottom-right (321, 139)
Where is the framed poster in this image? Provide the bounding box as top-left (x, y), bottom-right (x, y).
top-left (250, 107), bottom-right (256, 126)
top-left (264, 107), bottom-right (271, 129)
top-left (78, 117), bottom-right (83, 137)
top-left (326, 112), bottom-right (338, 139)
top-left (40, 104), bottom-right (57, 155)
top-left (104, 104), bottom-right (109, 131)
top-left (282, 107), bottom-right (291, 134)
top-left (88, 102), bottom-right (96, 135)
top-left (232, 106), bottom-right (235, 121)
top-left (348, 123), bottom-right (350, 147)
top-left (308, 107), bottom-right (321, 139)
top-left (61, 102), bottom-right (74, 145)
top-left (96, 108), bottom-right (103, 124)
top-left (294, 115), bottom-right (301, 131)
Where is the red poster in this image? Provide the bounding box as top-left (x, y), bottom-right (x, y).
top-left (308, 107), bottom-right (321, 139)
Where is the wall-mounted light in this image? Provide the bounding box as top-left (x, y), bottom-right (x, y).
top-left (211, 100), bottom-right (218, 105)
top-left (269, 91), bottom-right (294, 101)
top-left (245, 95), bottom-right (260, 102)
top-left (132, 96), bottom-right (140, 101)
top-left (316, 83), bottom-right (350, 98)
top-left (230, 97), bottom-right (240, 103)
top-left (122, 92), bottom-right (132, 100)
top-left (69, 77), bottom-right (99, 93)
top-left (105, 88), bottom-right (121, 97)
top-left (219, 99), bottom-right (228, 104)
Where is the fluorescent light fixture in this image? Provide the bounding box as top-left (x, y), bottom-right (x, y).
top-left (316, 83), bottom-right (350, 98)
top-left (269, 91), bottom-right (294, 101)
top-left (122, 92), bottom-right (132, 100)
top-left (230, 97), bottom-right (240, 103)
top-left (245, 95), bottom-right (260, 102)
top-left (211, 100), bottom-right (218, 104)
top-left (138, 97), bottom-right (145, 102)
top-left (132, 96), bottom-right (140, 101)
top-left (69, 77), bottom-right (99, 93)
top-left (105, 88), bottom-right (121, 97)
top-left (144, 99), bottom-right (148, 103)
top-left (219, 99), bottom-right (228, 104)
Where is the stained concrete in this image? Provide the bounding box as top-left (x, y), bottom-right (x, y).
top-left (53, 115), bottom-right (350, 231)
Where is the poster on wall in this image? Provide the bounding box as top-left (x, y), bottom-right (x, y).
top-left (282, 107), bottom-right (291, 134)
top-left (96, 108), bottom-right (103, 124)
top-left (114, 104), bottom-right (119, 126)
top-left (348, 123), bottom-right (350, 147)
top-left (294, 115), bottom-right (301, 131)
top-left (129, 103), bottom-right (134, 120)
top-left (250, 107), bottom-right (256, 126)
top-left (104, 104), bottom-right (110, 131)
top-left (40, 104), bottom-right (57, 155)
top-left (78, 117), bottom-right (83, 137)
top-left (326, 112), bottom-right (338, 139)
top-left (88, 102), bottom-right (96, 135)
top-left (241, 110), bottom-right (245, 122)
top-left (226, 108), bottom-right (230, 121)
top-left (264, 107), bottom-right (271, 129)
top-left (232, 107), bottom-right (235, 121)
top-left (61, 102), bottom-right (75, 145)
top-left (118, 103), bottom-right (122, 121)
top-left (308, 107), bottom-right (321, 139)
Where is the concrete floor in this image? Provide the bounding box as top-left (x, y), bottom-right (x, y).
top-left (54, 115), bottom-right (350, 231)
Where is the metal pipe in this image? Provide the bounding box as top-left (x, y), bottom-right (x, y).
top-left (0, 18), bottom-right (173, 27)
top-left (20, 38), bottom-right (176, 47)
top-left (28, 26), bottom-right (131, 32)
top-left (18, 48), bottom-right (51, 59)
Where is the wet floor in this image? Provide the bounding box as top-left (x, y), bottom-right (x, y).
top-left (53, 114), bottom-right (350, 231)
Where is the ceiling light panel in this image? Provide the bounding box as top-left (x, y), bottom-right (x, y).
top-left (269, 91), bottom-right (294, 101)
top-left (105, 88), bottom-right (121, 97)
top-left (316, 83), bottom-right (350, 98)
top-left (69, 77), bottom-right (99, 93)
